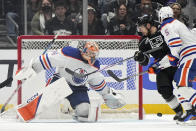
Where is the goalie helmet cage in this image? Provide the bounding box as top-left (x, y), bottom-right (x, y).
top-left (17, 35), bottom-right (143, 120)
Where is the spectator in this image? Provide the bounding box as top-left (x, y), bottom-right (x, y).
top-left (88, 0), bottom-right (99, 8)
top-left (167, 0), bottom-right (188, 8)
top-left (101, 0), bottom-right (136, 32)
top-left (5, 0), bottom-right (22, 43)
top-left (45, 1), bottom-right (76, 35)
top-left (98, 0), bottom-right (114, 32)
top-left (88, 0), bottom-right (102, 19)
top-left (77, 6), bottom-right (105, 35)
top-left (152, 0), bottom-right (169, 6)
top-left (108, 3), bottom-right (136, 35)
top-left (66, 0), bottom-right (82, 29)
top-left (109, 0), bottom-right (136, 15)
top-left (181, 0), bottom-right (196, 28)
top-left (170, 2), bottom-right (189, 27)
top-left (98, 0), bottom-right (113, 15)
top-left (27, 0), bottom-right (40, 34)
top-left (27, 0), bottom-right (40, 22)
top-left (133, 0), bottom-right (163, 22)
top-left (31, 0), bottom-right (54, 35)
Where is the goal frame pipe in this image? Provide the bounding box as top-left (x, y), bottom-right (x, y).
top-left (17, 35), bottom-right (143, 119)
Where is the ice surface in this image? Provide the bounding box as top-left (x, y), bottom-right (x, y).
top-left (0, 115), bottom-right (195, 131)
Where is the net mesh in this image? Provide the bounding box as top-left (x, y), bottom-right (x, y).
top-left (21, 38), bottom-right (139, 50)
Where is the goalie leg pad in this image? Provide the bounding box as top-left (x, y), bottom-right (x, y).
top-left (75, 103), bottom-right (89, 117)
top-left (73, 102), bottom-right (100, 122)
top-left (16, 77), bottom-right (73, 122)
top-left (17, 94), bottom-right (43, 121)
top-left (73, 103), bottom-right (89, 122)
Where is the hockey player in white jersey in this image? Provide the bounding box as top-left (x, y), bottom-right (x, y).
top-left (159, 6), bottom-right (196, 124)
top-left (15, 41), bottom-right (126, 122)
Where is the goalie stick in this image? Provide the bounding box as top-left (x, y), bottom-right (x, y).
top-left (107, 70), bottom-right (148, 82)
top-left (65, 46), bottom-right (163, 78)
top-left (0, 81), bottom-right (22, 113)
top-left (0, 34), bottom-right (59, 113)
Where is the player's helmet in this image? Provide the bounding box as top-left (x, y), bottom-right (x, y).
top-left (136, 14), bottom-right (154, 26)
top-left (136, 14), bottom-right (160, 34)
top-left (158, 6), bottom-right (173, 23)
top-left (81, 41), bottom-right (99, 66)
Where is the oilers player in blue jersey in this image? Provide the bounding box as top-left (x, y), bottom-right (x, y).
top-left (15, 41), bottom-right (126, 122)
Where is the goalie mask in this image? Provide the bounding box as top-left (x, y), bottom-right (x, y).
top-left (81, 42), bottom-right (99, 66)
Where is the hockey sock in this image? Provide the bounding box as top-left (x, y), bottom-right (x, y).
top-left (177, 87), bottom-right (196, 110)
top-left (166, 95), bottom-right (182, 112)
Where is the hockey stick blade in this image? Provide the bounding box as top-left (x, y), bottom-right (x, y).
top-left (107, 70), bottom-right (123, 82)
top-left (107, 70), bottom-right (148, 82)
top-left (0, 77), bottom-right (13, 89)
top-left (1, 104), bottom-right (6, 113)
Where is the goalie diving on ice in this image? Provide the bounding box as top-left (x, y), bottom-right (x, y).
top-left (14, 41), bottom-right (126, 122)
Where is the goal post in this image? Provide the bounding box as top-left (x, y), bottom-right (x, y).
top-left (17, 35), bottom-right (143, 120)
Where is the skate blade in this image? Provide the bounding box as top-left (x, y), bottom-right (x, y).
top-left (176, 120), bottom-right (196, 126)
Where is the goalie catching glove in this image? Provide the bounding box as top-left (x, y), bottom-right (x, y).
top-left (102, 88), bottom-right (126, 109)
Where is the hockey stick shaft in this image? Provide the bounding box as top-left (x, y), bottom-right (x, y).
top-left (0, 81), bottom-right (22, 113)
top-left (65, 46), bottom-right (163, 78)
top-left (42, 34), bottom-right (59, 55)
top-left (65, 56), bottom-right (134, 78)
top-left (107, 46), bottom-right (164, 82)
top-left (85, 56), bottom-right (134, 76)
top-left (107, 70), bottom-right (148, 82)
top-left (0, 34), bottom-right (59, 113)
top-left (99, 46), bottom-right (163, 72)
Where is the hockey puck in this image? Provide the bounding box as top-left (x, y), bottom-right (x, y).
top-left (157, 113), bottom-right (162, 117)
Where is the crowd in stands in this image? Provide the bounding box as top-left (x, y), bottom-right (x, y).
top-left (1, 0), bottom-right (196, 42)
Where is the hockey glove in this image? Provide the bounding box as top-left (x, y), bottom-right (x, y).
top-left (134, 51), bottom-right (149, 66)
top-left (167, 54), bottom-right (179, 67)
top-left (148, 59), bottom-right (161, 74)
top-left (102, 88), bottom-right (126, 109)
top-left (134, 51), bottom-right (145, 61)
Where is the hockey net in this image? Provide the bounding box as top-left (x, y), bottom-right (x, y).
top-left (15, 35), bottom-right (143, 121)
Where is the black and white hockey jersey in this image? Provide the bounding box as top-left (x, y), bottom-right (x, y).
top-left (138, 30), bottom-right (171, 68)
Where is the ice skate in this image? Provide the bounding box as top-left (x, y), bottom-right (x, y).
top-left (176, 108), bottom-right (196, 125)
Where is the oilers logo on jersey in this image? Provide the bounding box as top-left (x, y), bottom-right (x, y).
top-left (72, 68), bottom-right (88, 84)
